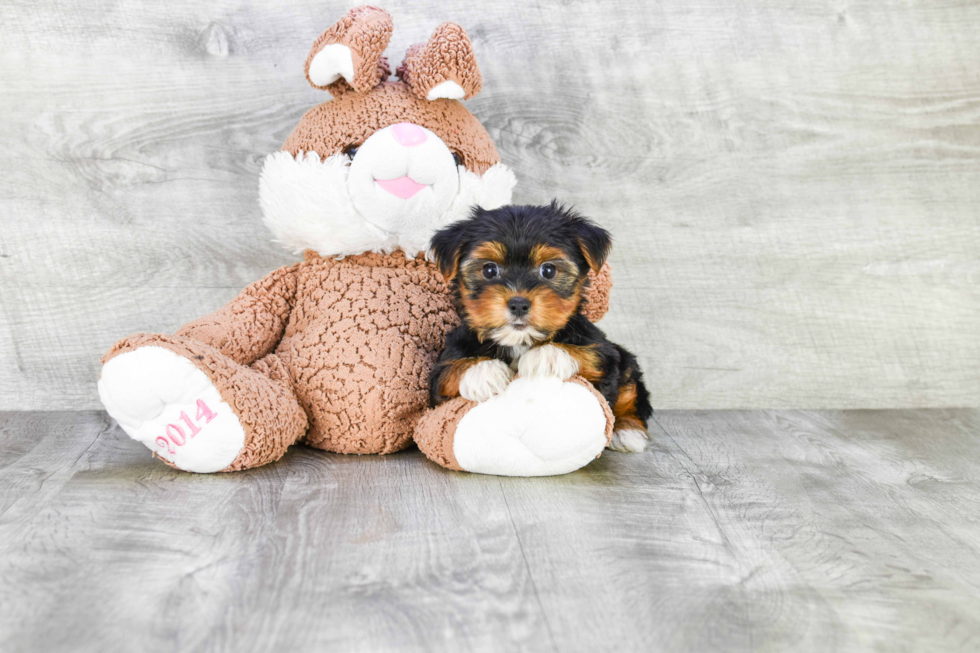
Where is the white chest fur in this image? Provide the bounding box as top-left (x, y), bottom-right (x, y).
top-left (507, 345), bottom-right (531, 371)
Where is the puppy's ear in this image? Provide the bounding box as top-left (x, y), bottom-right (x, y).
top-left (551, 201), bottom-right (612, 274)
top-left (577, 225), bottom-right (612, 274)
top-left (429, 220), bottom-right (470, 282)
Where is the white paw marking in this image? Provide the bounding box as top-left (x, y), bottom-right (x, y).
top-left (308, 43), bottom-right (355, 86)
top-left (609, 429), bottom-right (649, 453)
top-left (459, 359), bottom-right (514, 403)
top-left (426, 80), bottom-right (466, 101)
top-left (98, 347), bottom-right (246, 473)
top-left (518, 345), bottom-right (579, 380)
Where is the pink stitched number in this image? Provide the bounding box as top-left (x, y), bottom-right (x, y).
top-left (179, 411), bottom-right (201, 438)
top-left (157, 398), bottom-right (216, 453)
top-left (166, 423), bottom-right (186, 446)
top-left (196, 399), bottom-right (218, 423)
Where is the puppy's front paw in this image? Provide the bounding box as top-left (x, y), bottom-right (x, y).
top-left (459, 359), bottom-right (514, 403)
top-left (518, 344), bottom-right (579, 380)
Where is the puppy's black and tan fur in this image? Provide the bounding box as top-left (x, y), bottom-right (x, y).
top-left (428, 202), bottom-right (653, 452)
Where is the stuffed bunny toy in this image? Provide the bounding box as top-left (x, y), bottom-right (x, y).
top-left (98, 6), bottom-right (616, 476)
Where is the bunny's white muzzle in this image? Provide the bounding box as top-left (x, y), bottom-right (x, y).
top-left (346, 122), bottom-right (460, 235)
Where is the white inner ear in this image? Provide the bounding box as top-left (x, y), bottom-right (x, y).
top-left (309, 43), bottom-right (355, 86)
top-left (427, 80), bottom-right (466, 101)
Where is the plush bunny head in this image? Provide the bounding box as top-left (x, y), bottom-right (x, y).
top-left (259, 6), bottom-right (516, 258)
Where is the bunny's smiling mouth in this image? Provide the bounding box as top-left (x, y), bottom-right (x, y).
top-left (375, 176), bottom-right (428, 199)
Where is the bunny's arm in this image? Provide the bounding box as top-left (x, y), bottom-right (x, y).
top-left (581, 263), bottom-right (613, 323)
top-left (174, 264), bottom-right (300, 366)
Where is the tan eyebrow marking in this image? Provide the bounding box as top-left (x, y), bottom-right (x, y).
top-left (471, 241), bottom-right (507, 264)
top-left (530, 244), bottom-right (569, 267)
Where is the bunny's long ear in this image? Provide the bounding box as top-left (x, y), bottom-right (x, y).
top-left (305, 6), bottom-right (393, 95)
top-left (397, 22), bottom-right (483, 101)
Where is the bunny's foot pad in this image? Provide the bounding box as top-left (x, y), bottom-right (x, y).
top-left (99, 347), bottom-right (246, 473)
top-left (416, 375), bottom-right (613, 477)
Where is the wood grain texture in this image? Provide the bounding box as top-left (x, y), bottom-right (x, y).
top-left (1, 0), bottom-right (979, 409)
top-left (1, 408), bottom-right (979, 651)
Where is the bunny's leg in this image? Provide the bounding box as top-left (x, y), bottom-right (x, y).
top-left (99, 334), bottom-right (307, 473)
top-left (98, 265), bottom-right (307, 472)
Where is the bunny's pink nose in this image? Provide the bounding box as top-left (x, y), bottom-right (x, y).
top-left (391, 122), bottom-right (427, 147)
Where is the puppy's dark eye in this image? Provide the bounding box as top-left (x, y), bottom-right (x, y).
top-left (482, 262), bottom-right (499, 279)
top-left (539, 263), bottom-right (557, 280)
top-left (343, 144), bottom-right (360, 160)
top-left (452, 151), bottom-right (463, 167)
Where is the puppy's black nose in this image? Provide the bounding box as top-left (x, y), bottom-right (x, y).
top-left (507, 297), bottom-right (532, 317)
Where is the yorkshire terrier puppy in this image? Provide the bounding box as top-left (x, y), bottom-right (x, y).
top-left (428, 202), bottom-right (653, 453)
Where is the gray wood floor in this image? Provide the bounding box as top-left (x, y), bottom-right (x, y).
top-left (1, 410), bottom-right (978, 652)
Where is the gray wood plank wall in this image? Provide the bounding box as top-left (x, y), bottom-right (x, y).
top-left (1, 0), bottom-right (978, 410)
